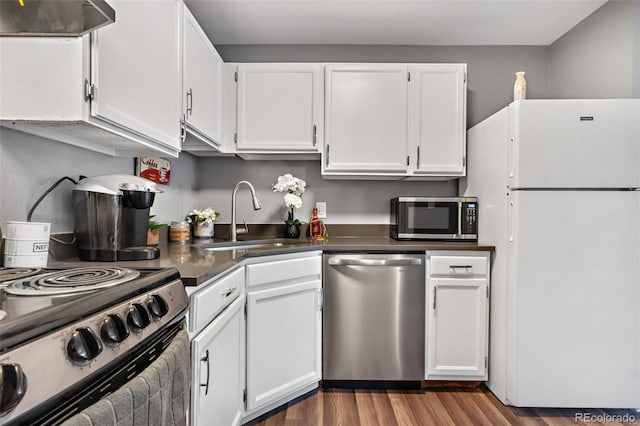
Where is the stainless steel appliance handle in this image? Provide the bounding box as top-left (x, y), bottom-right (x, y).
top-left (328, 258), bottom-right (423, 266)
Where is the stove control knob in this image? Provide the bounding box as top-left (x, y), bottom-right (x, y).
top-left (146, 294), bottom-right (169, 319)
top-left (67, 327), bottom-right (103, 365)
top-left (101, 314), bottom-right (130, 345)
top-left (128, 303), bottom-right (151, 332)
top-left (0, 364), bottom-right (27, 416)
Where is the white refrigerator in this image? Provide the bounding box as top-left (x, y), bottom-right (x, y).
top-left (461, 99), bottom-right (640, 408)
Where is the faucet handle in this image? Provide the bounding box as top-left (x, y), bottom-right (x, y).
top-left (236, 220), bottom-right (248, 236)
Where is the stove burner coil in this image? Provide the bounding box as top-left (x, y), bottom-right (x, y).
top-left (0, 268), bottom-right (43, 284)
top-left (3, 267), bottom-right (140, 296)
top-left (36, 267), bottom-right (138, 288)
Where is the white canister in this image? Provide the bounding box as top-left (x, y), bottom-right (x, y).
top-left (2, 221), bottom-right (51, 267)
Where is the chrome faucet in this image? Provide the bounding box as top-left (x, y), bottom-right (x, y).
top-left (230, 180), bottom-right (262, 242)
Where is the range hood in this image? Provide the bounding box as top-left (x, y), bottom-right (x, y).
top-left (0, 0), bottom-right (115, 37)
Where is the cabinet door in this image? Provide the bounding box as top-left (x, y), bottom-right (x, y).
top-left (246, 280), bottom-right (322, 411)
top-left (191, 296), bottom-right (244, 426)
top-left (426, 277), bottom-right (488, 379)
top-left (90, 0), bottom-right (182, 151)
top-left (182, 6), bottom-right (223, 150)
top-left (324, 64), bottom-right (408, 174)
top-left (236, 64), bottom-right (322, 151)
top-left (408, 64), bottom-right (466, 176)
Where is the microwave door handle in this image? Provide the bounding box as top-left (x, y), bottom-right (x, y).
top-left (458, 202), bottom-right (462, 236)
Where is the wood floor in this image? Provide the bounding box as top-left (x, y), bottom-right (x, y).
top-left (248, 386), bottom-right (640, 426)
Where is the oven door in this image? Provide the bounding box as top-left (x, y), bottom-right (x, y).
top-left (395, 200), bottom-right (460, 239)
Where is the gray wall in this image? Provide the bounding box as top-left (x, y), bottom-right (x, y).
top-left (548, 0), bottom-right (640, 98)
top-left (216, 45), bottom-right (550, 127)
top-left (196, 157), bottom-right (456, 225)
top-left (0, 128), bottom-right (199, 234)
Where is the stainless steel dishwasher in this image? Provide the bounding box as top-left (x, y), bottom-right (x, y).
top-left (323, 252), bottom-right (425, 386)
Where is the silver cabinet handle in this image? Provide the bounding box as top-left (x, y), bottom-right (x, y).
top-left (433, 286), bottom-right (437, 309)
top-left (200, 349), bottom-right (210, 395)
top-left (312, 124), bottom-right (317, 146)
top-left (220, 287), bottom-right (237, 298)
top-left (449, 265), bottom-right (473, 269)
top-left (179, 114), bottom-right (186, 143)
top-left (317, 288), bottom-right (323, 311)
top-left (186, 89), bottom-right (193, 116)
top-left (325, 144), bottom-right (330, 167)
top-left (328, 258), bottom-right (422, 266)
top-left (416, 146), bottom-right (420, 169)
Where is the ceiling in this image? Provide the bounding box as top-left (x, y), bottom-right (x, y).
top-left (184, 0), bottom-right (608, 46)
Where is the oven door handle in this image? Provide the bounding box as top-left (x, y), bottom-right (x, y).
top-left (328, 258), bottom-right (423, 267)
top-left (200, 349), bottom-right (210, 395)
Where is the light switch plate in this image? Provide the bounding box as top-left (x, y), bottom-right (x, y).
top-left (316, 202), bottom-right (327, 219)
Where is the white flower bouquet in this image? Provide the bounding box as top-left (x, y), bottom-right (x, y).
top-left (272, 174), bottom-right (306, 225)
top-left (188, 207), bottom-right (220, 221)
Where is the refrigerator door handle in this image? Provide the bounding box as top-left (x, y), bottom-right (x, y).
top-left (509, 137), bottom-right (515, 179)
top-left (509, 201), bottom-right (515, 242)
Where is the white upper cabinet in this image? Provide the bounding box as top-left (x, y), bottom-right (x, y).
top-left (408, 64), bottom-right (467, 177)
top-left (0, 0), bottom-right (182, 157)
top-left (181, 5), bottom-right (224, 153)
top-left (235, 64), bottom-right (323, 153)
top-left (91, 0), bottom-right (182, 153)
top-left (323, 64), bottom-right (409, 176)
top-left (323, 63), bottom-right (467, 179)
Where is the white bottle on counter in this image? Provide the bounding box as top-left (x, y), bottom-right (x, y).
top-left (514, 71), bottom-right (527, 101)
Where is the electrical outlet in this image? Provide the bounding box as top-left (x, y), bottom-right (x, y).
top-left (316, 202), bottom-right (327, 219)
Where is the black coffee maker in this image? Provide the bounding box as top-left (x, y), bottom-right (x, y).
top-left (73, 175), bottom-right (161, 261)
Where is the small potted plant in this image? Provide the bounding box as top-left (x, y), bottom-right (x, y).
top-left (147, 215), bottom-right (166, 246)
top-left (187, 207), bottom-right (220, 239)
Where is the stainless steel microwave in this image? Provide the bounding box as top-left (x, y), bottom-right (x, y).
top-left (390, 197), bottom-right (478, 241)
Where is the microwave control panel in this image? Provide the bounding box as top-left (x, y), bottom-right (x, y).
top-left (461, 202), bottom-right (478, 235)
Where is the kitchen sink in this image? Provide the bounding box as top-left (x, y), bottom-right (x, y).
top-left (191, 239), bottom-right (289, 252)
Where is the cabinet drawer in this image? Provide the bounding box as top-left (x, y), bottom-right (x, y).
top-left (189, 267), bottom-right (245, 334)
top-left (429, 255), bottom-right (488, 276)
top-left (246, 255), bottom-right (321, 287)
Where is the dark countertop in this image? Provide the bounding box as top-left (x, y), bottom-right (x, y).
top-left (49, 236), bottom-right (494, 287)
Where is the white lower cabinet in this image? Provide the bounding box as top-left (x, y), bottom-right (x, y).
top-left (426, 251), bottom-right (490, 380)
top-left (187, 267), bottom-right (245, 426)
top-left (190, 295), bottom-right (244, 426)
top-left (243, 252), bottom-right (323, 420)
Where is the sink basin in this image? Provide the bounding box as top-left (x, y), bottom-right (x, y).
top-left (192, 239), bottom-right (288, 252)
